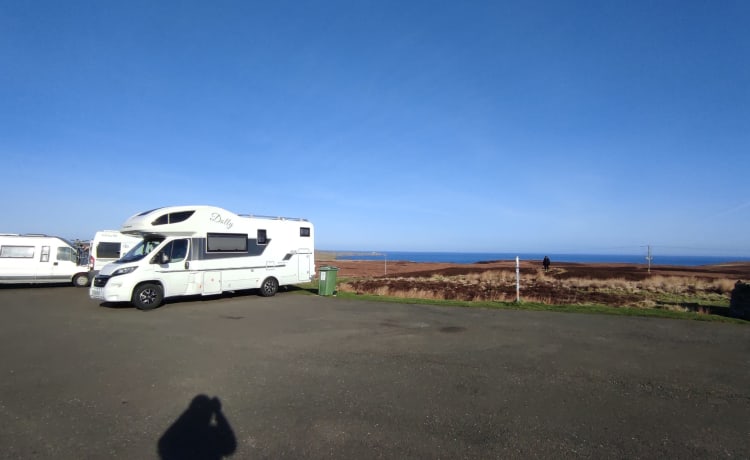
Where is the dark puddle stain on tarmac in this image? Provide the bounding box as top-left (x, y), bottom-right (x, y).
top-left (219, 315), bottom-right (244, 320)
top-left (381, 320), bottom-right (465, 333)
top-left (380, 319), bottom-right (430, 329)
top-left (381, 318), bottom-right (413, 328)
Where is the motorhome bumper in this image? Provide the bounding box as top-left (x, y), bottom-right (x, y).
top-left (90, 277), bottom-right (133, 302)
top-left (89, 286), bottom-right (124, 302)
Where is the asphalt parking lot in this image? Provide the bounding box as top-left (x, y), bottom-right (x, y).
top-left (1, 286), bottom-right (748, 459)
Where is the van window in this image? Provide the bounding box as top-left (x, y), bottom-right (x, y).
top-left (0, 246), bottom-right (35, 258)
top-left (41, 246), bottom-right (50, 262)
top-left (257, 229), bottom-right (267, 245)
top-left (207, 233), bottom-right (248, 252)
top-left (96, 242), bottom-right (121, 259)
top-left (300, 227), bottom-right (311, 237)
top-left (57, 247), bottom-right (77, 263)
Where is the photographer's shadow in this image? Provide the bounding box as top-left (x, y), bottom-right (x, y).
top-left (158, 394), bottom-right (237, 460)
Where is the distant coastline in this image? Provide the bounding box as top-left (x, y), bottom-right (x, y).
top-left (317, 250), bottom-right (750, 267)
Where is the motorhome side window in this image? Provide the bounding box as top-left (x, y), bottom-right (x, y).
top-left (0, 246), bottom-right (35, 258)
top-left (152, 210), bottom-right (196, 226)
top-left (169, 211), bottom-right (194, 223)
top-left (160, 239), bottom-right (188, 262)
top-left (300, 227), bottom-right (311, 237)
top-left (207, 233), bottom-right (248, 252)
top-left (41, 246), bottom-right (50, 262)
top-left (257, 229), bottom-right (267, 245)
top-left (152, 214), bottom-right (169, 225)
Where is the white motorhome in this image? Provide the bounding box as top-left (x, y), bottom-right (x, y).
top-left (88, 230), bottom-right (141, 276)
top-left (89, 206), bottom-right (315, 310)
top-left (0, 234), bottom-right (90, 287)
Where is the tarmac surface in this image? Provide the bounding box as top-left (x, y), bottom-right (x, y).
top-left (0, 285), bottom-right (748, 459)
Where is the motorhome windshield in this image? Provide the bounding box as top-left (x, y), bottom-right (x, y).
top-left (119, 238), bottom-right (163, 263)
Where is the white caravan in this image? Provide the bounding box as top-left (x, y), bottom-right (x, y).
top-left (88, 230), bottom-right (141, 276)
top-left (0, 234), bottom-right (90, 287)
top-left (89, 206), bottom-right (315, 310)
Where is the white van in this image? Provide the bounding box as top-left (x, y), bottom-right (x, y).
top-left (90, 206), bottom-right (315, 310)
top-left (88, 230), bottom-right (141, 276)
top-left (0, 234), bottom-right (90, 287)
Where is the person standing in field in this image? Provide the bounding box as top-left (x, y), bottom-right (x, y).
top-left (543, 256), bottom-right (550, 272)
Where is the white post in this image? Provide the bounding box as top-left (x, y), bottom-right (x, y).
top-left (515, 256), bottom-right (520, 303)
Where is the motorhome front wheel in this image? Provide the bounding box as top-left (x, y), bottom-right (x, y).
top-left (132, 283), bottom-right (164, 310)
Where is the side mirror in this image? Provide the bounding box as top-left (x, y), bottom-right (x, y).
top-left (152, 253), bottom-right (171, 264)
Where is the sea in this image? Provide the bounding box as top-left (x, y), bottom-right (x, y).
top-left (332, 251), bottom-right (750, 267)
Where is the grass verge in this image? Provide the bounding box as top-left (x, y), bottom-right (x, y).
top-left (291, 283), bottom-right (747, 324)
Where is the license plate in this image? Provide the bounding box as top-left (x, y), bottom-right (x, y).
top-left (90, 287), bottom-right (104, 298)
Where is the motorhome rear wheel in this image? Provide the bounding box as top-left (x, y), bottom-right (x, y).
top-left (260, 277), bottom-right (279, 297)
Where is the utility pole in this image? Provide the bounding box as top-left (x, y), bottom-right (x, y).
top-left (373, 252), bottom-right (387, 275)
top-left (515, 256), bottom-right (520, 302)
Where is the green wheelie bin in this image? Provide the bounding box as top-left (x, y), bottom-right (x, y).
top-left (318, 266), bottom-right (339, 296)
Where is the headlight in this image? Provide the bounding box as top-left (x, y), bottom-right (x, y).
top-left (112, 266), bottom-right (138, 277)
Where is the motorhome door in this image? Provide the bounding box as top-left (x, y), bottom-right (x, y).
top-left (156, 239), bottom-right (191, 297)
top-left (298, 253), bottom-right (312, 281)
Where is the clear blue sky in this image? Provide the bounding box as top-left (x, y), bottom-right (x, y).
top-left (1, 1), bottom-right (748, 256)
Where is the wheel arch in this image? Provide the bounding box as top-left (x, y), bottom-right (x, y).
top-left (133, 279), bottom-right (164, 291)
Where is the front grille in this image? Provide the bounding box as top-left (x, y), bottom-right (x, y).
top-left (93, 276), bottom-right (110, 287)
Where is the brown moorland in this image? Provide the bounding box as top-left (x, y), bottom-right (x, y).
top-left (316, 255), bottom-right (750, 316)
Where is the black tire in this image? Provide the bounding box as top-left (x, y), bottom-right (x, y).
top-left (73, 273), bottom-right (90, 288)
top-left (132, 283), bottom-right (164, 310)
top-left (259, 277), bottom-right (279, 297)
